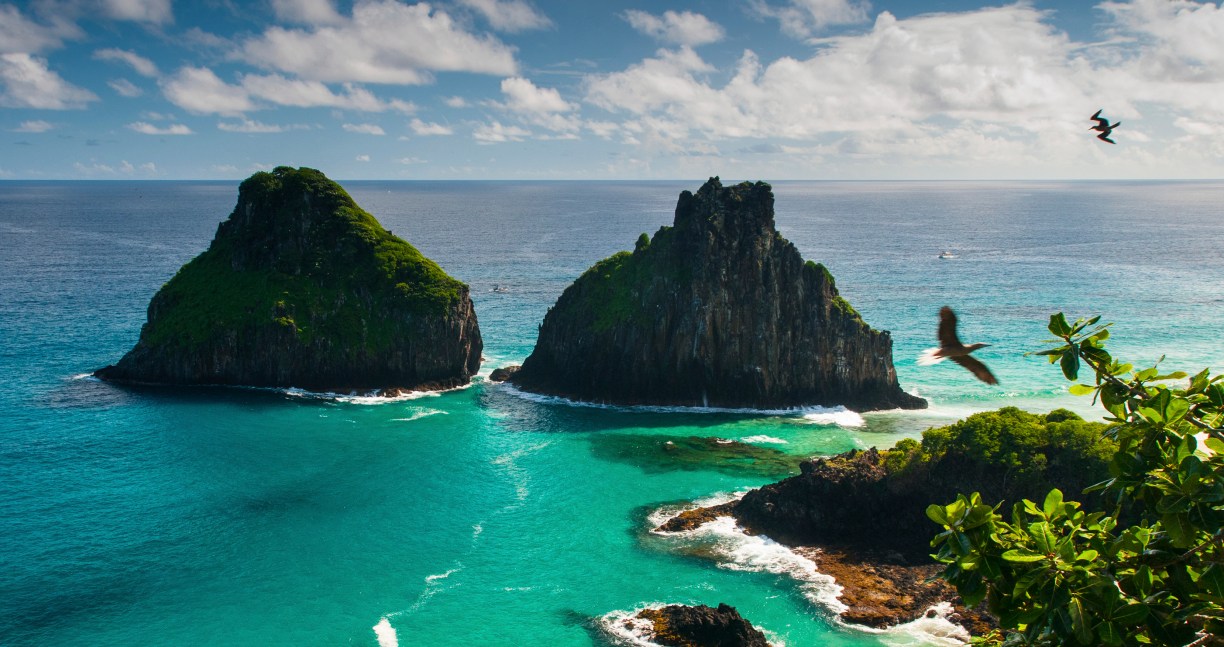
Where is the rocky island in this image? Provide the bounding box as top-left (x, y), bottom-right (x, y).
top-left (96, 166), bottom-right (482, 392)
top-left (504, 178), bottom-right (924, 411)
top-left (656, 408), bottom-right (1115, 634)
top-left (629, 604), bottom-right (771, 647)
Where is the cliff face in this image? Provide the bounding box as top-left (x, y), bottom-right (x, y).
top-left (510, 177), bottom-right (924, 411)
top-left (97, 166), bottom-right (482, 391)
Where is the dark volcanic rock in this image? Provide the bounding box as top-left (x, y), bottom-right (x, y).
top-left (96, 166), bottom-right (482, 391)
top-left (634, 604), bottom-right (770, 647)
top-left (488, 365), bottom-right (520, 382)
top-left (510, 177), bottom-right (924, 411)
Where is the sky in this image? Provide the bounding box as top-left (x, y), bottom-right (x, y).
top-left (2, 0), bottom-right (1223, 180)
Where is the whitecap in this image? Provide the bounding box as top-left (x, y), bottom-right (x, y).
top-left (801, 408), bottom-right (865, 428)
top-left (372, 617), bottom-right (398, 647)
top-left (391, 409), bottom-right (448, 422)
top-left (425, 568), bottom-right (460, 583)
top-left (68, 372), bottom-right (98, 381)
top-left (740, 435), bottom-right (788, 445)
top-left (860, 602), bottom-right (970, 646)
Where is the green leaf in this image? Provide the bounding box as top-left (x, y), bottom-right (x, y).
top-left (1162, 513), bottom-right (1195, 548)
top-left (1069, 384), bottom-right (1096, 396)
top-left (1002, 549), bottom-right (1046, 563)
top-left (1098, 621), bottom-right (1123, 646)
top-left (1069, 596), bottom-right (1092, 644)
top-left (1043, 489), bottom-right (1064, 518)
top-left (1061, 350), bottom-right (1080, 381)
top-left (1112, 602), bottom-right (1148, 625)
top-left (1028, 521), bottom-right (1056, 553)
top-left (926, 504), bottom-right (949, 526)
top-left (1200, 564), bottom-right (1224, 598)
top-left (1049, 312), bottom-right (1072, 337)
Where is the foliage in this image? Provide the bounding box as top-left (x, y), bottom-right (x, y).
top-left (929, 314), bottom-right (1224, 646)
top-left (144, 166), bottom-right (465, 349)
top-left (563, 225), bottom-right (689, 332)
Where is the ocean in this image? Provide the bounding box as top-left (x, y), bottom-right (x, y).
top-left (1, 180), bottom-right (1222, 646)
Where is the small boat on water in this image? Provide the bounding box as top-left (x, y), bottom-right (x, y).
top-left (491, 284), bottom-right (509, 293)
top-left (938, 251), bottom-right (957, 259)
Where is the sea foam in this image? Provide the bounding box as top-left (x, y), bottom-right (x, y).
top-left (501, 383), bottom-right (864, 422)
top-left (372, 617), bottom-right (398, 647)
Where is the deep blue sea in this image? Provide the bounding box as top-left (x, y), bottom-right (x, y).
top-left (2, 180), bottom-right (1222, 646)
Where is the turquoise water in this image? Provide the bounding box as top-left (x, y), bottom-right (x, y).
top-left (2, 180), bottom-right (1223, 645)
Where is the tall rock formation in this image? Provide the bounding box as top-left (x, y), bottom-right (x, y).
top-left (509, 178), bottom-right (924, 411)
top-left (97, 166), bottom-right (482, 391)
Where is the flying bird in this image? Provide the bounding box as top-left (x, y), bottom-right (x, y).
top-left (1090, 109), bottom-right (1120, 144)
top-left (917, 306), bottom-right (998, 385)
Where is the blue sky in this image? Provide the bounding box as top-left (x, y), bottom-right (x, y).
top-left (2, 0), bottom-right (1223, 179)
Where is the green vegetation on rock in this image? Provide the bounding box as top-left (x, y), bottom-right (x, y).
top-left (145, 166), bottom-right (465, 350)
top-left (568, 225), bottom-right (689, 332)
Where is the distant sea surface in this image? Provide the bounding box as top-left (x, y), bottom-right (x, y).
top-left (2, 180), bottom-right (1222, 646)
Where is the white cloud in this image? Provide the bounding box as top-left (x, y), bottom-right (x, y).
top-left (356, 154), bottom-right (370, 161)
top-left (751, 0), bottom-right (871, 38)
top-left (141, 111), bottom-right (176, 120)
top-left (473, 120), bottom-right (530, 143)
top-left (342, 122), bottom-right (385, 135)
top-left (162, 67), bottom-right (257, 115)
top-left (108, 78), bottom-right (142, 97)
top-left (101, 0), bottom-right (173, 24)
top-left (218, 119), bottom-right (295, 133)
top-left (241, 74), bottom-right (416, 113)
top-left (127, 121), bottom-right (193, 135)
top-left (272, 0), bottom-right (345, 25)
top-left (444, 96), bottom-right (469, 108)
top-left (14, 119), bottom-right (54, 133)
top-left (410, 118), bottom-right (453, 135)
top-left (624, 10), bottom-right (724, 47)
top-left (456, 0), bottom-right (551, 32)
top-left (0, 5), bottom-right (82, 54)
top-left (0, 53), bottom-right (97, 109)
top-left (241, 0), bottom-right (518, 84)
top-left (93, 48), bottom-right (159, 77)
top-left (499, 76), bottom-right (573, 114)
top-left (397, 156), bottom-right (427, 164)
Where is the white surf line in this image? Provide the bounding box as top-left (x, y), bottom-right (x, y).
top-left (650, 498), bottom-right (970, 645)
top-left (499, 383), bottom-right (861, 418)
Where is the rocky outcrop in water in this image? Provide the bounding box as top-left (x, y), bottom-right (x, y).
top-left (96, 166), bottom-right (482, 391)
top-left (633, 604), bottom-right (771, 647)
top-left (509, 177), bottom-right (924, 411)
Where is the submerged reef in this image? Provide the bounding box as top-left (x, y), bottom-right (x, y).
top-left (509, 177), bottom-right (924, 411)
top-left (97, 166), bottom-right (482, 392)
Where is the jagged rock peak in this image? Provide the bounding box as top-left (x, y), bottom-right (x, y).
top-left (96, 166), bottom-right (482, 392)
top-left (509, 177), bottom-right (925, 411)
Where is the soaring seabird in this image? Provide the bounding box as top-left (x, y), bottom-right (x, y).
top-left (918, 306), bottom-right (998, 384)
top-left (1090, 109), bottom-right (1120, 144)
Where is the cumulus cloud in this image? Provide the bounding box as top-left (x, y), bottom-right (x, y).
top-left (93, 48), bottom-right (159, 77)
top-left (161, 67), bottom-right (417, 115)
top-left (624, 10), bottom-right (724, 47)
top-left (356, 154), bottom-right (370, 161)
top-left (127, 121), bottom-right (193, 135)
top-left (217, 119), bottom-right (306, 133)
top-left (101, 0), bottom-right (173, 24)
top-left (241, 74), bottom-right (416, 113)
top-left (499, 76), bottom-right (574, 114)
top-left (456, 0), bottom-right (551, 32)
top-left (342, 122), bottom-right (385, 135)
top-left (410, 118), bottom-right (453, 135)
top-left (271, 0), bottom-right (345, 25)
top-left (473, 120), bottom-right (530, 143)
top-left (444, 96), bottom-right (469, 108)
top-left (108, 78), bottom-right (143, 97)
top-left (14, 119), bottom-right (54, 132)
top-left (241, 0), bottom-right (518, 84)
top-left (0, 5), bottom-right (82, 53)
top-left (751, 0), bottom-right (871, 38)
top-left (161, 67), bottom-right (257, 115)
top-left (0, 53), bottom-right (97, 109)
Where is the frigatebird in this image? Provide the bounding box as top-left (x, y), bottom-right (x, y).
top-left (1090, 109), bottom-right (1120, 144)
top-left (917, 306), bottom-right (998, 385)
